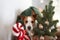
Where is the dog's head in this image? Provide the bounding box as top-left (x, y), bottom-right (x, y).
top-left (20, 10), bottom-right (37, 33)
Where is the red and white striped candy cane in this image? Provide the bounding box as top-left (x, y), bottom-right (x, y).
top-left (12, 22), bottom-right (24, 37)
top-left (12, 22), bottom-right (30, 40)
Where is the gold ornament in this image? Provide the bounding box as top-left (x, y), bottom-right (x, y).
top-left (55, 36), bottom-right (57, 39)
top-left (50, 25), bottom-right (55, 30)
top-left (33, 36), bottom-right (39, 40)
top-left (40, 36), bottom-right (44, 40)
top-left (49, 29), bottom-right (51, 32)
top-left (39, 24), bottom-right (43, 29)
top-left (45, 20), bottom-right (49, 25)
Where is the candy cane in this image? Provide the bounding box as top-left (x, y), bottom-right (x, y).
top-left (12, 22), bottom-right (30, 40)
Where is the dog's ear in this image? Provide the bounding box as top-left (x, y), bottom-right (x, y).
top-left (33, 14), bottom-right (37, 20)
top-left (32, 10), bottom-right (35, 16)
top-left (32, 10), bottom-right (37, 19)
top-left (20, 16), bottom-right (25, 20)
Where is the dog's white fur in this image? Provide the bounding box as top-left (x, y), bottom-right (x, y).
top-left (25, 16), bottom-right (35, 40)
top-left (25, 17), bottom-right (33, 32)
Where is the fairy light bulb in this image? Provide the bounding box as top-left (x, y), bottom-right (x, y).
top-left (40, 0), bottom-right (44, 3)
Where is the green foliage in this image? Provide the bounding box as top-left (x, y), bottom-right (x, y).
top-left (16, 0), bottom-right (59, 38)
top-left (33, 0), bottom-right (59, 37)
top-left (42, 1), bottom-right (55, 21)
top-left (33, 27), bottom-right (45, 37)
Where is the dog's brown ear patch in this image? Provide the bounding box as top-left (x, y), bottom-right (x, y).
top-left (32, 10), bottom-right (37, 19)
top-left (20, 16), bottom-right (25, 20)
top-left (33, 15), bottom-right (37, 19)
top-left (32, 10), bottom-right (35, 16)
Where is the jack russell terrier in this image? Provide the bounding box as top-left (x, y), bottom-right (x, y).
top-left (20, 10), bottom-right (37, 40)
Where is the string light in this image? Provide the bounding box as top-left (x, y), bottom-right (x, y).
top-left (40, 0), bottom-right (44, 3)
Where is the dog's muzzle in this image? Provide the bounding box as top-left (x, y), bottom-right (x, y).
top-left (28, 26), bottom-right (31, 30)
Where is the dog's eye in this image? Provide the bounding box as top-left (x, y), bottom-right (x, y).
top-left (31, 21), bottom-right (34, 23)
top-left (25, 21), bottom-right (28, 23)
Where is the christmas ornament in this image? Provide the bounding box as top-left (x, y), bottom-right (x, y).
top-left (45, 20), bottom-right (49, 25)
top-left (54, 36), bottom-right (57, 39)
top-left (50, 25), bottom-right (55, 30)
top-left (30, 31), bottom-right (34, 36)
top-left (35, 20), bottom-right (38, 24)
top-left (40, 36), bottom-right (44, 40)
top-left (49, 29), bottom-right (51, 32)
top-left (49, 25), bottom-right (55, 33)
top-left (39, 24), bottom-right (43, 29)
top-left (12, 22), bottom-right (30, 40)
top-left (33, 36), bottom-right (39, 40)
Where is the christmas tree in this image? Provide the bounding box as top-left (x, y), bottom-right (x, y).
top-left (33, 0), bottom-right (59, 40)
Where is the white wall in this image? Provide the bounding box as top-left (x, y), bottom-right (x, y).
top-left (53, 0), bottom-right (60, 26)
top-left (32, 0), bottom-right (50, 9)
top-left (0, 0), bottom-right (32, 40)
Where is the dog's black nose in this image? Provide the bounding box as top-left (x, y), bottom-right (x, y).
top-left (28, 26), bottom-right (31, 30)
